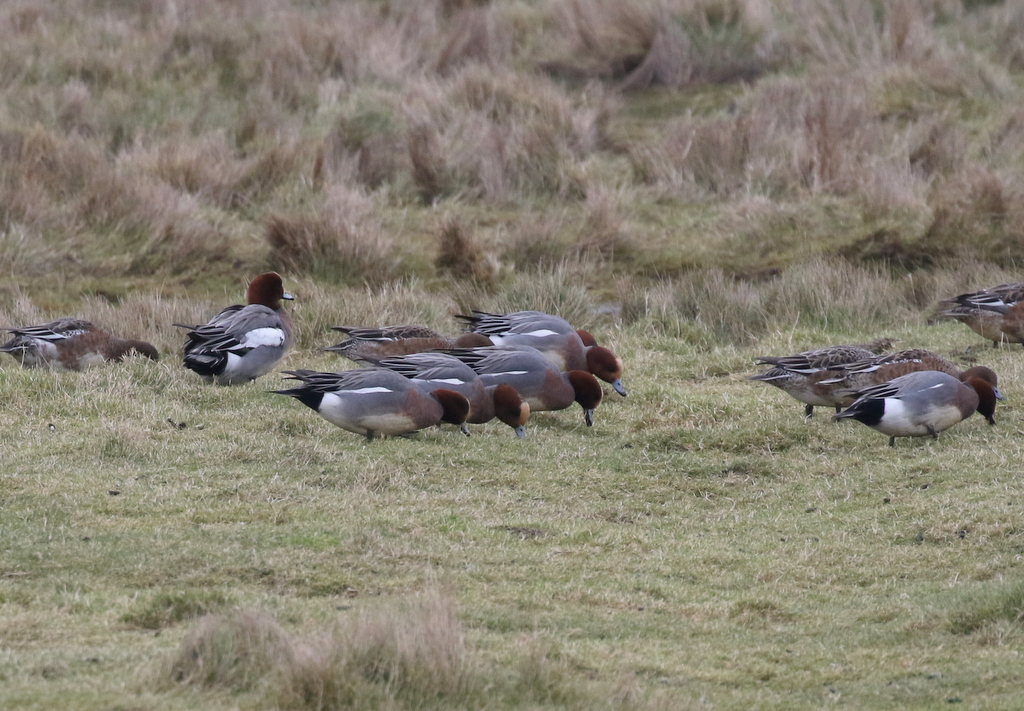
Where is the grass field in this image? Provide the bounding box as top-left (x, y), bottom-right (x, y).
top-left (4, 296), bottom-right (1024, 710)
top-left (4, 0), bottom-right (1024, 709)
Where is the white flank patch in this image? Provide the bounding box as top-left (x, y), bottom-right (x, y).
top-left (492, 370), bottom-right (528, 376)
top-left (876, 399), bottom-right (927, 435)
top-left (240, 327), bottom-right (285, 348)
top-left (427, 378), bottom-right (465, 386)
top-left (348, 386), bottom-right (393, 394)
top-left (521, 329), bottom-right (559, 338)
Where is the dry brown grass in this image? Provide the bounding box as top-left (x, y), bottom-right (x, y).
top-left (542, 0), bottom-right (777, 88)
top-left (265, 185), bottom-right (398, 284)
top-left (402, 65), bottom-right (605, 201)
top-left (163, 592), bottom-right (471, 709)
top-left (434, 216), bottom-right (496, 285)
top-left (0, 0), bottom-right (1020, 288)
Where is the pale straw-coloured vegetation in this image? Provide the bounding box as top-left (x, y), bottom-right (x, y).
top-left (4, 1), bottom-right (1024, 709)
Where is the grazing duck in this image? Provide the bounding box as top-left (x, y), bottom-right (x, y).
top-left (819, 349), bottom-right (1000, 402)
top-left (940, 283), bottom-right (1024, 347)
top-left (939, 306), bottom-right (1017, 347)
top-left (749, 339), bottom-right (893, 417)
top-left (325, 325), bottom-right (492, 363)
top-left (274, 368), bottom-right (471, 440)
top-left (179, 272), bottom-right (294, 385)
top-left (943, 282), bottom-right (1024, 311)
top-left (455, 310), bottom-right (627, 396)
top-left (369, 352), bottom-right (530, 437)
top-left (833, 370), bottom-right (1002, 446)
top-left (444, 345), bottom-right (603, 426)
top-left (0, 319), bottom-right (158, 370)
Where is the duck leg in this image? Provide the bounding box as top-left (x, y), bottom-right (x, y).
top-left (804, 404), bottom-right (814, 418)
top-left (888, 436), bottom-right (896, 447)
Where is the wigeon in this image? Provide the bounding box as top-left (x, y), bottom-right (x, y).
top-left (178, 272), bottom-right (294, 385)
top-left (819, 349), bottom-right (1000, 402)
top-left (0, 318), bottom-right (159, 370)
top-left (833, 369), bottom-right (1002, 446)
top-left (749, 339), bottom-right (893, 417)
top-left (371, 352), bottom-right (530, 437)
top-left (455, 310), bottom-right (627, 396)
top-left (444, 345), bottom-right (604, 426)
top-left (940, 283), bottom-right (1024, 347)
top-left (943, 282), bottom-right (1024, 311)
top-left (325, 325), bottom-right (492, 363)
top-left (274, 368), bottom-right (471, 440)
top-left (939, 306), bottom-right (1016, 347)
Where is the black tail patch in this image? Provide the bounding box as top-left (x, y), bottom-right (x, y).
top-left (183, 352), bottom-right (227, 377)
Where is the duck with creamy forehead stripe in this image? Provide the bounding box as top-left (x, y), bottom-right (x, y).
top-left (0, 318), bottom-right (159, 370)
top-left (275, 368), bottom-right (471, 440)
top-left (177, 272), bottom-right (294, 385)
top-left (454, 310), bottom-right (627, 397)
top-left (324, 324), bottom-right (492, 363)
top-left (833, 370), bottom-right (1002, 447)
top-left (367, 352), bottom-right (530, 438)
top-left (444, 344), bottom-right (603, 427)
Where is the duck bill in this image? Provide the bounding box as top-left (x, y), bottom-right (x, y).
top-left (460, 423), bottom-right (471, 436)
top-left (513, 425), bottom-right (527, 438)
top-left (282, 292), bottom-right (295, 300)
top-left (612, 379), bottom-right (627, 397)
top-left (584, 408), bottom-right (595, 427)
top-left (994, 387), bottom-right (1005, 401)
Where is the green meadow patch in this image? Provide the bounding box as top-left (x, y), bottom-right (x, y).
top-left (3, 311), bottom-right (1024, 710)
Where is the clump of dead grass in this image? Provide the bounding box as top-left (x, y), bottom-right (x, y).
top-left (162, 591), bottom-right (471, 708)
top-left (265, 185), bottom-right (398, 284)
top-left (434, 216), bottom-right (496, 285)
top-left (619, 257), bottom-right (919, 346)
top-left (165, 609), bottom-right (295, 692)
top-left (402, 65), bottom-right (606, 202)
top-left (122, 589), bottom-right (233, 630)
top-left (948, 581), bottom-right (1024, 636)
top-left (542, 0), bottom-right (777, 88)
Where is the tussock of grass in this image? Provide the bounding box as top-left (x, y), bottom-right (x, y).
top-left (434, 216), bottom-right (496, 285)
top-left (265, 186), bottom-right (398, 284)
top-left (619, 257), bottom-right (917, 345)
top-left (165, 610), bottom-right (295, 692)
top-left (948, 582), bottom-right (1024, 636)
top-left (122, 590), bottom-right (233, 630)
top-left (164, 593), bottom-right (469, 708)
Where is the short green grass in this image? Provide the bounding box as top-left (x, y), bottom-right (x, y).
top-left (3, 315), bottom-right (1024, 710)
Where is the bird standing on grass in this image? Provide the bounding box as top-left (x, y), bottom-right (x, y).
top-left (749, 339), bottom-right (892, 417)
top-left (274, 368), bottom-right (471, 440)
top-left (833, 370), bottom-right (1002, 447)
top-left (178, 272), bottom-right (294, 385)
top-left (444, 345), bottom-right (604, 426)
top-left (455, 310), bottom-right (627, 396)
top-left (939, 282), bottom-right (1024, 347)
top-left (366, 352), bottom-right (531, 438)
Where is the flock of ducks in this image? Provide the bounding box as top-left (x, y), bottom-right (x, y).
top-left (751, 282), bottom-right (1021, 446)
top-left (2, 273), bottom-right (1020, 447)
top-left (0, 273), bottom-right (626, 441)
